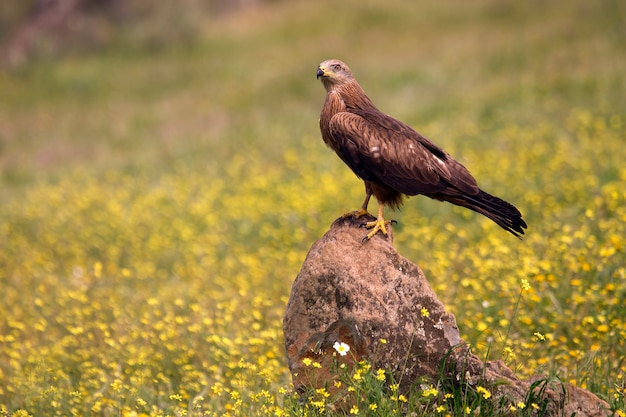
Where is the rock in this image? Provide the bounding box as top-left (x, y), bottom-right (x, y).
top-left (283, 215), bottom-right (611, 416)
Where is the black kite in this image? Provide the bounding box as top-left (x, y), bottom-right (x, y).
top-left (316, 59), bottom-right (527, 240)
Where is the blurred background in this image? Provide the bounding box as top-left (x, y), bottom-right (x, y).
top-left (2, 0), bottom-right (623, 180)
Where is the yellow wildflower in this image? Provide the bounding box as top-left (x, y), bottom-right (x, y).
top-left (422, 385), bottom-right (438, 397)
top-left (476, 385), bottom-right (491, 399)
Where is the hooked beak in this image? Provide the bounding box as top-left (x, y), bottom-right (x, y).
top-left (316, 67), bottom-right (326, 79)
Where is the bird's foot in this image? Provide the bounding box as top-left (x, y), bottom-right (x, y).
top-left (360, 218), bottom-right (397, 241)
top-left (340, 208), bottom-right (371, 220)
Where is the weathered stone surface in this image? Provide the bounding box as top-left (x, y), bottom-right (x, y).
top-left (283, 216), bottom-right (611, 416)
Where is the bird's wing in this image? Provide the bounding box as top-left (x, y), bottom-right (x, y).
top-left (329, 109), bottom-right (479, 196)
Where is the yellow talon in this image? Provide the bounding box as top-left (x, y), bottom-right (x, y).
top-left (360, 204), bottom-right (395, 241)
top-left (339, 191), bottom-right (372, 220)
top-left (341, 208), bottom-right (370, 220)
top-left (338, 189), bottom-right (396, 241)
top-left (363, 219), bottom-right (388, 239)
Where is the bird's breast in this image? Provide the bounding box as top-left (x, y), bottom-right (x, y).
top-left (320, 91), bottom-right (346, 148)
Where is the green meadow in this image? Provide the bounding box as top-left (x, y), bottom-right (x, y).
top-left (1, 0), bottom-right (624, 415)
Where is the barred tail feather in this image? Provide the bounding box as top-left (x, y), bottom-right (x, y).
top-left (439, 189), bottom-right (527, 238)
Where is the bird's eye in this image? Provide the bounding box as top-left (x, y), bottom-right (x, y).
top-left (332, 64), bottom-right (342, 72)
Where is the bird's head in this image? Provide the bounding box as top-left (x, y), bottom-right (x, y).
top-left (317, 59), bottom-right (354, 89)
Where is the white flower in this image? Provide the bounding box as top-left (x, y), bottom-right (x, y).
top-left (333, 341), bottom-right (350, 356)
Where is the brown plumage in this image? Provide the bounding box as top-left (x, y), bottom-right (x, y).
top-left (316, 59), bottom-right (527, 240)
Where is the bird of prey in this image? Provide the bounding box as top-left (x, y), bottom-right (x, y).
top-left (316, 59), bottom-right (527, 241)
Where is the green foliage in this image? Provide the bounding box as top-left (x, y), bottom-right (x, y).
top-left (286, 350), bottom-right (573, 416)
top-left (1, 0), bottom-right (625, 415)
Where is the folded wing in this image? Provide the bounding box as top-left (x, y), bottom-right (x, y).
top-left (328, 109), bottom-right (480, 197)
